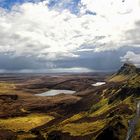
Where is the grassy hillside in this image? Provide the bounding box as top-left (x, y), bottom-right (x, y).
top-left (39, 63), bottom-right (139, 140)
top-left (0, 114), bottom-right (54, 132)
top-left (0, 64), bottom-right (139, 140)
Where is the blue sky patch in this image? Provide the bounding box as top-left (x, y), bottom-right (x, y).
top-left (48, 0), bottom-right (81, 14)
top-left (0, 0), bottom-right (96, 15)
top-left (0, 0), bottom-right (81, 14)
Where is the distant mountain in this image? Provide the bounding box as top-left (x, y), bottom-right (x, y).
top-left (117, 63), bottom-right (138, 75)
top-left (109, 63), bottom-right (140, 82)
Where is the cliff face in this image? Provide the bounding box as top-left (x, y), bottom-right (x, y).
top-left (117, 63), bottom-right (138, 75)
top-left (94, 64), bottom-right (140, 140)
top-left (109, 63), bottom-right (140, 82)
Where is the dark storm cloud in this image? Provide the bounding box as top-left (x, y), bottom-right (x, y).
top-left (0, 54), bottom-right (47, 70)
top-left (0, 46), bottom-right (139, 72)
top-left (54, 47), bottom-right (140, 71)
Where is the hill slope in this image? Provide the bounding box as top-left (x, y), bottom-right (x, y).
top-left (0, 64), bottom-right (139, 140)
top-left (33, 63), bottom-right (139, 140)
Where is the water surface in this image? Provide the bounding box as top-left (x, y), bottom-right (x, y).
top-left (92, 82), bottom-right (106, 86)
top-left (36, 89), bottom-right (76, 96)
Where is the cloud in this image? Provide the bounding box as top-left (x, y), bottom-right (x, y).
top-left (0, 66), bottom-right (93, 73)
top-left (121, 51), bottom-right (140, 67)
top-left (1, 2), bottom-right (87, 61)
top-left (80, 0), bottom-right (140, 51)
top-left (0, 1), bottom-right (140, 55)
top-left (0, 0), bottom-right (140, 71)
top-left (47, 67), bottom-right (93, 73)
top-left (80, 0), bottom-right (140, 16)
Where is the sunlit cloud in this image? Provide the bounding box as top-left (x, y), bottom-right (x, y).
top-left (0, 0), bottom-right (140, 72)
top-left (121, 51), bottom-right (140, 67)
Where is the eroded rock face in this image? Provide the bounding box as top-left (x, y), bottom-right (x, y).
top-left (96, 127), bottom-right (118, 140)
top-left (96, 118), bottom-right (127, 140)
top-left (47, 131), bottom-right (95, 140)
top-left (108, 87), bottom-right (140, 104)
top-left (117, 63), bottom-right (137, 75)
top-left (47, 131), bottom-right (62, 140)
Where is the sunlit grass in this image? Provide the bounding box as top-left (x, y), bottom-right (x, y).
top-left (0, 82), bottom-right (16, 94)
top-left (128, 74), bottom-right (140, 88)
top-left (0, 113), bottom-right (54, 132)
top-left (60, 112), bottom-right (87, 125)
top-left (17, 133), bottom-right (37, 140)
top-left (89, 98), bottom-right (108, 114)
top-left (109, 74), bottom-right (129, 82)
top-left (59, 120), bottom-right (106, 136)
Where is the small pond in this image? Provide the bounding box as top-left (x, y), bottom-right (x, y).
top-left (92, 82), bottom-right (106, 86)
top-left (36, 89), bottom-right (76, 96)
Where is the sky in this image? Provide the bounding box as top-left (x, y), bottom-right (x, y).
top-left (0, 0), bottom-right (140, 73)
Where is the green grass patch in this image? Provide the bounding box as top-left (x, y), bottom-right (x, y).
top-left (0, 82), bottom-right (16, 94)
top-left (109, 74), bottom-right (129, 82)
top-left (60, 120), bottom-right (106, 136)
top-left (127, 74), bottom-right (140, 88)
top-left (89, 98), bottom-right (108, 114)
top-left (17, 133), bottom-right (37, 140)
top-left (60, 112), bottom-right (87, 125)
top-left (0, 113), bottom-right (54, 132)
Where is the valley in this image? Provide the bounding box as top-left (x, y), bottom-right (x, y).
top-left (0, 63), bottom-right (139, 140)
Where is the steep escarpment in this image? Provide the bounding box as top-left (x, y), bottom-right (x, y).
top-left (109, 63), bottom-right (139, 82)
top-left (117, 63), bottom-right (138, 75)
top-left (38, 64), bottom-right (140, 140)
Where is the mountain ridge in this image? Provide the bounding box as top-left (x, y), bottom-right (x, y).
top-left (109, 63), bottom-right (139, 82)
top-left (117, 63), bottom-right (139, 75)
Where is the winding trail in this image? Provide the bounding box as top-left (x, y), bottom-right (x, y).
top-left (126, 101), bottom-right (140, 140)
